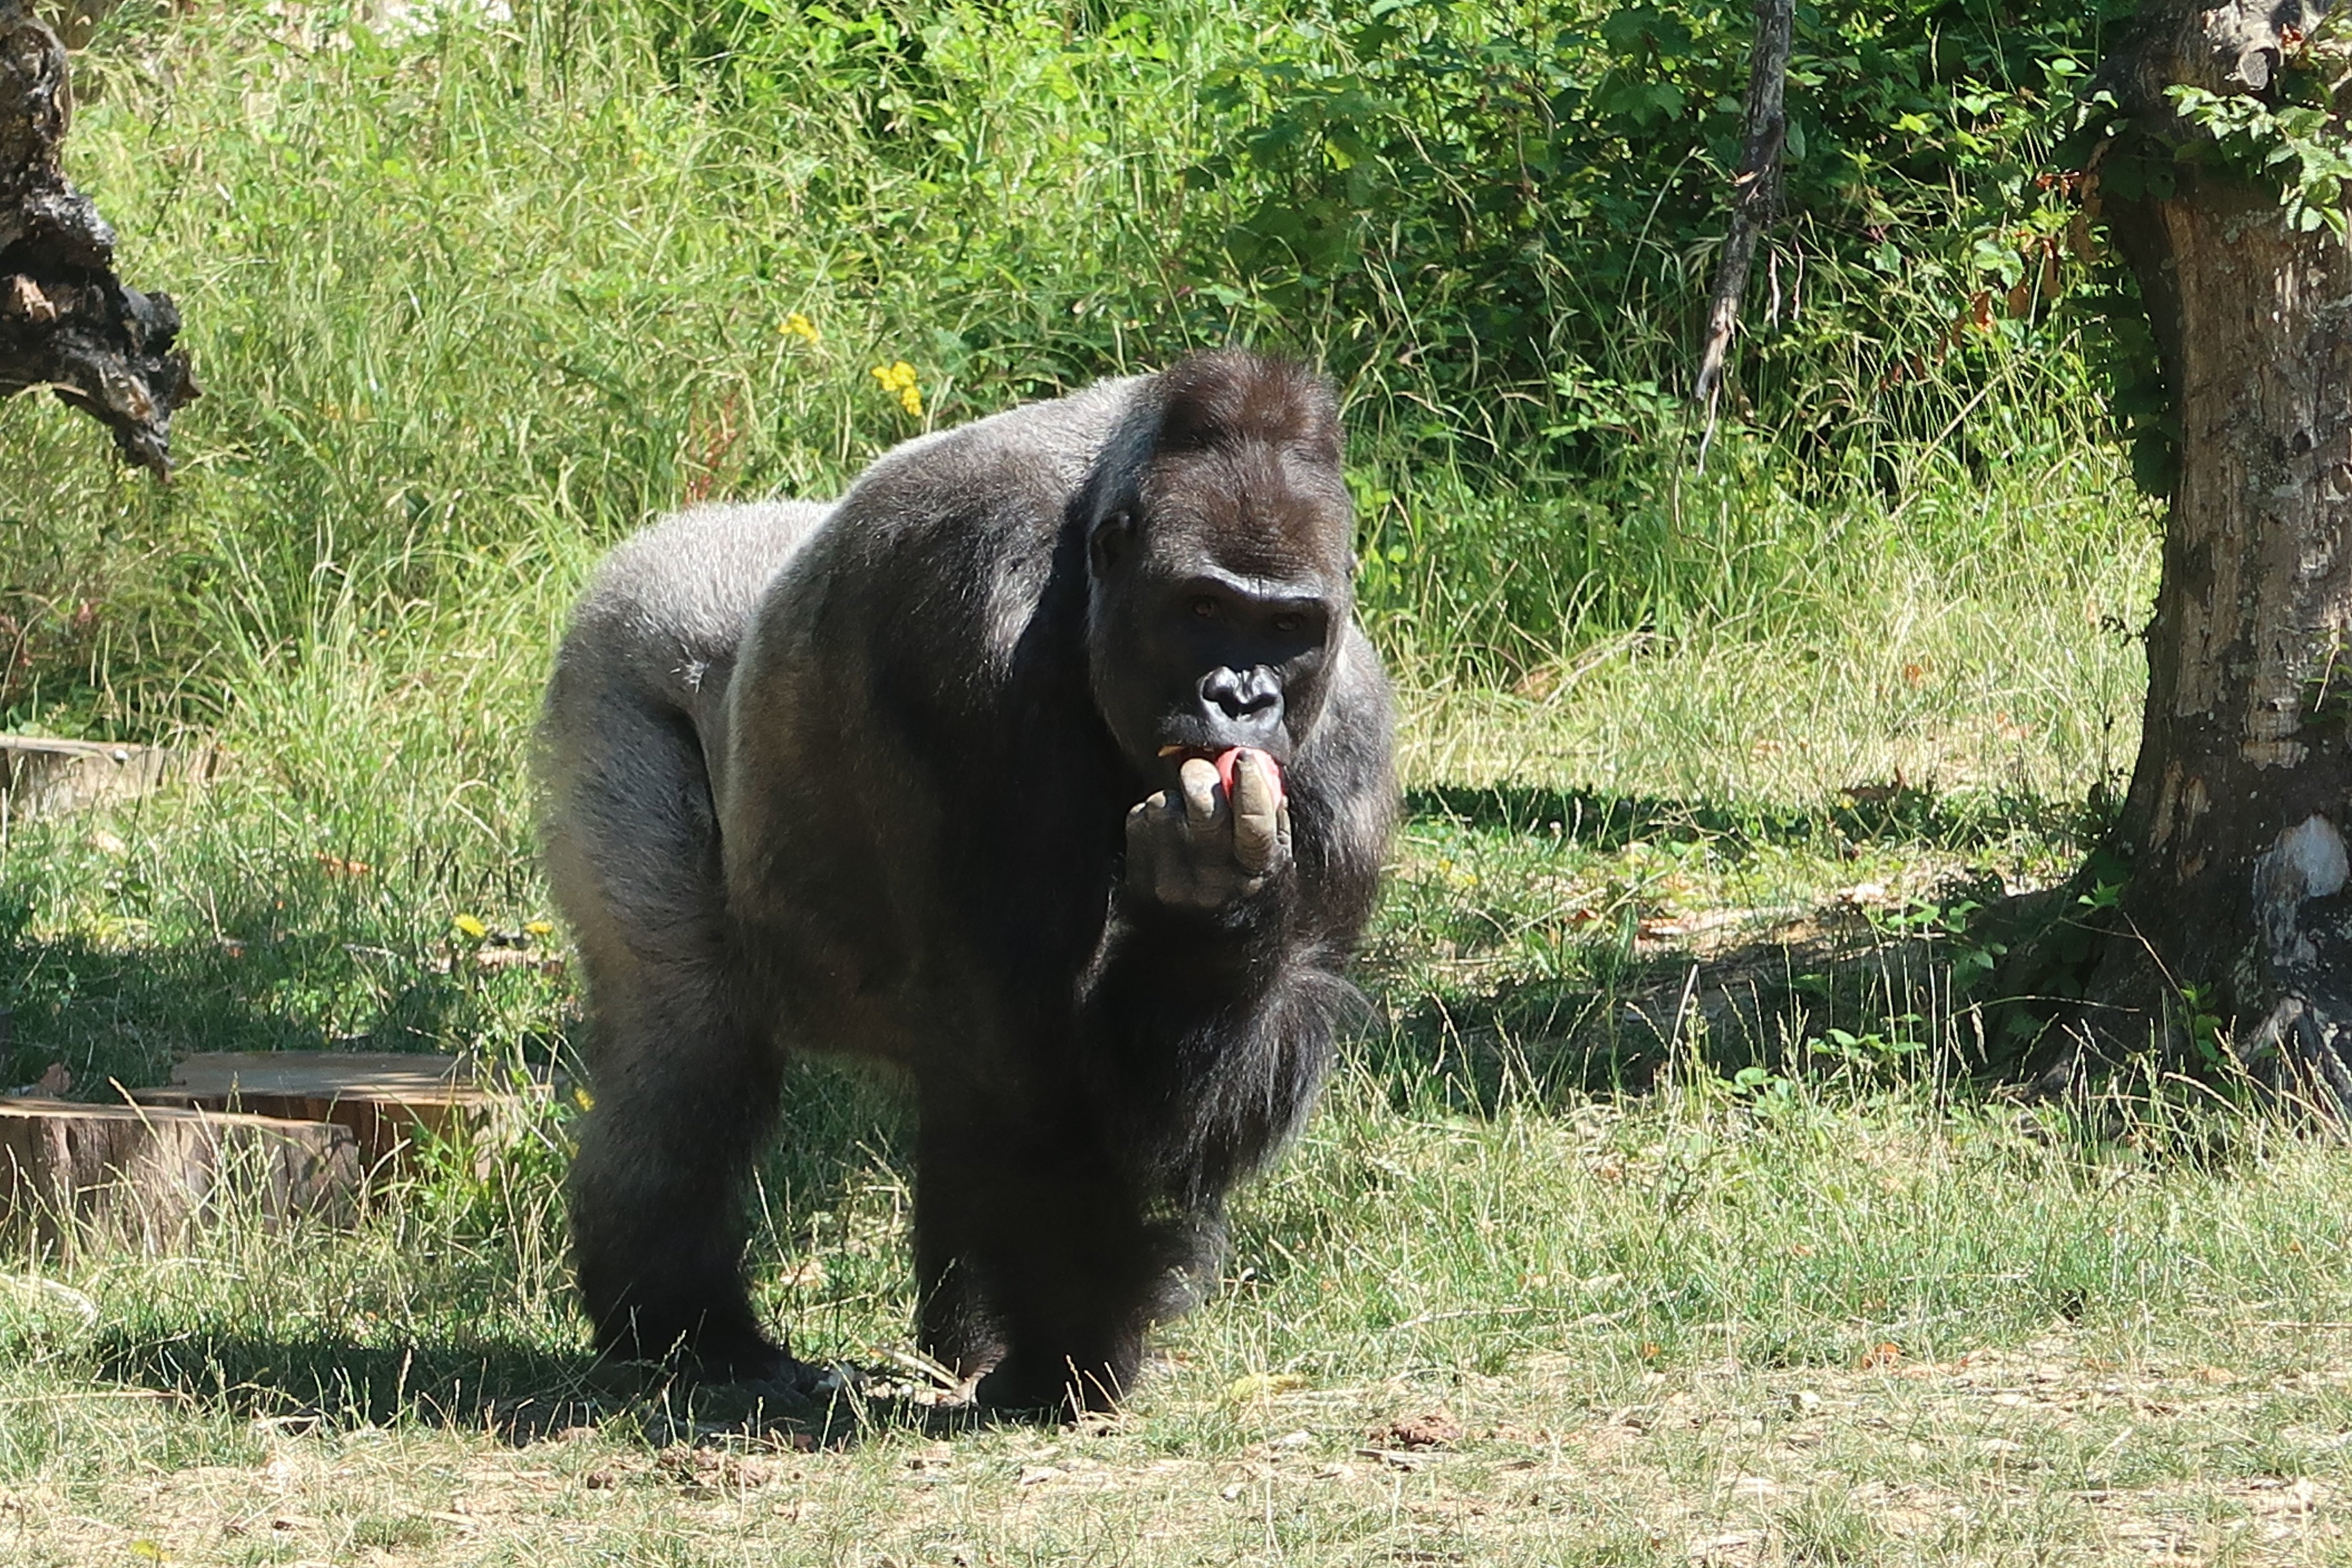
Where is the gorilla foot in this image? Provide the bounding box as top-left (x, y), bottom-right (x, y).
top-left (973, 1351), bottom-right (1129, 1415)
top-left (593, 1307), bottom-right (816, 1389)
top-left (683, 1337), bottom-right (829, 1393)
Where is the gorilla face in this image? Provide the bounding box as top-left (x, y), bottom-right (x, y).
top-left (1084, 434), bottom-right (1355, 784)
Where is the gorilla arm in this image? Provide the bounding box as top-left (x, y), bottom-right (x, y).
top-left (1081, 629), bottom-right (1394, 1211)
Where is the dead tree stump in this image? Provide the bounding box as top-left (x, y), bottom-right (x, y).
top-left (0, 733), bottom-right (218, 817)
top-left (130, 1051), bottom-right (530, 1172)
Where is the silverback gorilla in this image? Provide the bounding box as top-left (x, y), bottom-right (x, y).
top-left (537, 350), bottom-right (1397, 1411)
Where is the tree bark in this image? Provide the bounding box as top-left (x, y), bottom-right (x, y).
top-left (2057, 0), bottom-right (2352, 1094)
top-left (1691, 0), bottom-right (1792, 452)
top-left (0, 0), bottom-right (193, 477)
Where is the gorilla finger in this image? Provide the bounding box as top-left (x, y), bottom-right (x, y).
top-left (1231, 748), bottom-right (1279, 819)
top-left (1232, 766), bottom-right (1283, 874)
top-left (1178, 757), bottom-right (1226, 831)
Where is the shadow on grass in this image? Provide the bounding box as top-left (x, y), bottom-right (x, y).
top-left (0, 882), bottom-right (555, 1094)
top-left (92, 1329), bottom-right (610, 1441)
top-left (1406, 778), bottom-right (2091, 854)
top-left (1370, 783), bottom-right (2070, 1111)
top-left (1364, 932), bottom-right (1957, 1111)
top-left (89, 1327), bottom-right (1051, 1448)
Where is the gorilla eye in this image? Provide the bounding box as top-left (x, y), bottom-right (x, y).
top-left (1190, 597), bottom-right (1219, 619)
top-left (1271, 612), bottom-right (1304, 636)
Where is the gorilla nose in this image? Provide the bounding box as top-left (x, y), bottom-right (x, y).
top-left (1200, 666), bottom-right (1284, 741)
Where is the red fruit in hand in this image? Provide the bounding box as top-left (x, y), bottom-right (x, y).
top-left (1213, 746), bottom-right (1286, 805)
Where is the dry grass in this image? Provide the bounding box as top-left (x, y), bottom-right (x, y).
top-left (6, 1320), bottom-right (2350, 1564)
top-left (5, 1066), bottom-right (2352, 1566)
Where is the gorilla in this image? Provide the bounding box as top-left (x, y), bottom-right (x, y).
top-left (537, 349), bottom-right (1396, 1411)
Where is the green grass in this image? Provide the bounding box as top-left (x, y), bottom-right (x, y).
top-left (10, 1), bottom-right (2344, 1563)
top-left (2, 0), bottom-right (2160, 733)
top-left (5, 1045), bottom-right (2352, 1563)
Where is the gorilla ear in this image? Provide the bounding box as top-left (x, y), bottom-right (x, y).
top-left (1088, 506), bottom-right (1136, 574)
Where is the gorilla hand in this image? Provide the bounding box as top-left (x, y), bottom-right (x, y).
top-left (1125, 749), bottom-right (1292, 911)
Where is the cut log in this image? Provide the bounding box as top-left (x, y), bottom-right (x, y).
top-left (0, 734), bottom-right (217, 818)
top-left (129, 1051), bottom-right (535, 1171)
top-left (0, 1098), bottom-right (358, 1246)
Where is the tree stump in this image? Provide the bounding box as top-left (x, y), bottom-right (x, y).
top-left (0, 1099), bottom-right (358, 1247)
top-left (0, 0), bottom-right (194, 475)
top-left (0, 734), bottom-right (217, 818)
top-left (129, 1051), bottom-right (531, 1171)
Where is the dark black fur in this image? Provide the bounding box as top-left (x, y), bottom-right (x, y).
top-left (537, 351), bottom-right (1396, 1410)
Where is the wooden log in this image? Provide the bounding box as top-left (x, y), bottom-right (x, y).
top-left (129, 1051), bottom-right (534, 1172)
top-left (0, 735), bottom-right (217, 819)
top-left (0, 1099), bottom-right (358, 1247)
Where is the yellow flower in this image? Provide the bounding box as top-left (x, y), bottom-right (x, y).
top-left (452, 913), bottom-right (488, 941)
top-left (779, 311), bottom-right (819, 344)
top-left (870, 360), bottom-right (923, 417)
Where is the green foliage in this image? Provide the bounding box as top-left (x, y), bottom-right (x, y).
top-left (0, 0), bottom-right (2175, 725)
top-left (1177, 0), bottom-right (2141, 459)
top-left (2166, 58), bottom-right (2352, 234)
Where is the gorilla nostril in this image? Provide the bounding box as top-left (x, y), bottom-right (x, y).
top-left (1202, 667), bottom-right (1280, 722)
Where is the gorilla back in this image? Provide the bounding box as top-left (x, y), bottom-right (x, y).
top-left (538, 350), bottom-right (1396, 1411)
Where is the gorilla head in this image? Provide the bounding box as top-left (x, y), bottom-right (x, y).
top-left (1082, 352), bottom-right (1355, 782)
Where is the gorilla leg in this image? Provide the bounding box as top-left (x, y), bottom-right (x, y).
top-left (916, 1118), bottom-right (1199, 1411)
top-left (542, 666), bottom-right (793, 1378)
top-left (911, 1147), bottom-right (1005, 1382)
top-left (567, 957), bottom-right (788, 1377)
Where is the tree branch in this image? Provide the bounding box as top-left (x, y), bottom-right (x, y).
top-left (1692, 0), bottom-right (1792, 454)
top-left (0, 0), bottom-right (195, 478)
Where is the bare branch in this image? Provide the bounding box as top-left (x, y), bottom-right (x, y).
top-left (0, 0), bottom-right (195, 478)
top-left (1692, 0), bottom-right (1792, 459)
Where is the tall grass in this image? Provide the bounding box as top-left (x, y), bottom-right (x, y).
top-left (0, 0), bottom-right (2164, 1100)
top-left (2, 0), bottom-right (2156, 741)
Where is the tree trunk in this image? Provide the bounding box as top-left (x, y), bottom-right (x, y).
top-left (0, 0), bottom-right (193, 477)
top-left (2062, 0), bottom-right (2352, 1094)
